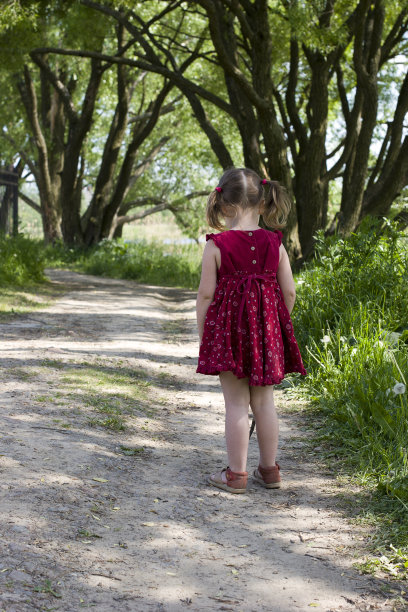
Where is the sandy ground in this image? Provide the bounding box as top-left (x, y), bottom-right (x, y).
top-left (0, 270), bottom-right (401, 612)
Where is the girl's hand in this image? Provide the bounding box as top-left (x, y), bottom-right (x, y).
top-left (276, 244), bottom-right (296, 314)
top-left (196, 240), bottom-right (219, 340)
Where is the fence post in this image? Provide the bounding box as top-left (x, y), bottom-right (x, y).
top-left (0, 167), bottom-right (19, 236)
top-left (12, 174), bottom-right (18, 236)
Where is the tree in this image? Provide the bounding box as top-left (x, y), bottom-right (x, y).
top-left (66, 0), bottom-right (407, 260)
top-left (3, 1), bottom-right (407, 255)
top-left (0, 2), bottom-right (204, 245)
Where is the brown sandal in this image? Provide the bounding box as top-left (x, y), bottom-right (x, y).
top-left (208, 467), bottom-right (248, 494)
top-left (253, 463), bottom-right (281, 489)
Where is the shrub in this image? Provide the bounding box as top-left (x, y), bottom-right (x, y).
top-left (293, 218), bottom-right (408, 504)
top-left (0, 234), bottom-right (45, 285)
top-left (78, 239), bottom-right (202, 290)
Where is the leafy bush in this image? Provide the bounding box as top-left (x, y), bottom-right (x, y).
top-left (45, 238), bottom-right (202, 290)
top-left (293, 218), bottom-right (408, 506)
top-left (0, 234), bottom-right (45, 285)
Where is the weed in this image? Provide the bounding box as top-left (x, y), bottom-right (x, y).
top-left (355, 544), bottom-right (408, 579)
top-left (41, 359), bottom-right (65, 369)
top-left (76, 529), bottom-right (102, 539)
top-left (88, 416), bottom-right (126, 431)
top-left (119, 445), bottom-right (145, 455)
top-left (35, 395), bottom-right (51, 403)
top-left (33, 579), bottom-right (61, 598)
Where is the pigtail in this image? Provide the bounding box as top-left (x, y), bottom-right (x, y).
top-left (206, 189), bottom-right (225, 231)
top-left (261, 179), bottom-right (291, 229)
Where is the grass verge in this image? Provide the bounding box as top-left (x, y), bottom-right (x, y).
top-left (291, 217), bottom-right (408, 578)
top-left (44, 238), bottom-right (202, 290)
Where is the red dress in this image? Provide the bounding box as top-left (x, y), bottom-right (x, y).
top-left (196, 228), bottom-right (306, 386)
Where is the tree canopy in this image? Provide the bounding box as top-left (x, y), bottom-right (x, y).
top-left (0, 0), bottom-right (407, 257)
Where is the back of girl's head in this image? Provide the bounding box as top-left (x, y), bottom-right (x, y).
top-left (206, 167), bottom-right (291, 231)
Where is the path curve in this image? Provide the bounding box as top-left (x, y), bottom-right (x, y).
top-left (0, 270), bottom-right (394, 611)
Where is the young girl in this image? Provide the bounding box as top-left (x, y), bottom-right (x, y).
top-left (196, 167), bottom-right (306, 494)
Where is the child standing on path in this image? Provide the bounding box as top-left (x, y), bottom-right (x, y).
top-left (196, 168), bottom-right (306, 494)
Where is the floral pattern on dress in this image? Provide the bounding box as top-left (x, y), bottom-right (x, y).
top-left (196, 229), bottom-right (306, 386)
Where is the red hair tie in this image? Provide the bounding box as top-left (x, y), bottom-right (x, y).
top-left (261, 179), bottom-right (268, 185)
top-left (215, 186), bottom-right (222, 192)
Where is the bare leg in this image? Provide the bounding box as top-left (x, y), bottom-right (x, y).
top-left (249, 385), bottom-right (279, 467)
top-left (215, 371), bottom-right (250, 477)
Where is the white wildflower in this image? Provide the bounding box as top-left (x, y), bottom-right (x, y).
top-left (321, 335), bottom-right (331, 344)
top-left (350, 348), bottom-right (358, 357)
top-left (297, 279), bottom-right (305, 285)
top-left (340, 336), bottom-right (347, 343)
top-left (382, 331), bottom-right (401, 346)
top-left (392, 382), bottom-right (406, 395)
top-left (385, 389), bottom-right (391, 397)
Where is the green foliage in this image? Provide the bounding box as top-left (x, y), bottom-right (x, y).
top-left (44, 238), bottom-right (202, 290)
top-left (0, 1), bottom-right (38, 34)
top-left (356, 544), bottom-right (408, 579)
top-left (293, 218), bottom-right (408, 509)
top-left (0, 233), bottom-right (45, 285)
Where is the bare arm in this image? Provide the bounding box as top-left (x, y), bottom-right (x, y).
top-left (276, 244), bottom-right (296, 314)
top-left (196, 240), bottom-right (219, 341)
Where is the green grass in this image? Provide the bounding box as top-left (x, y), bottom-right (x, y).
top-left (291, 217), bottom-right (408, 575)
top-left (44, 238), bottom-right (202, 290)
top-left (50, 360), bottom-right (154, 431)
top-left (0, 233), bottom-right (45, 285)
top-left (0, 234), bottom-right (62, 318)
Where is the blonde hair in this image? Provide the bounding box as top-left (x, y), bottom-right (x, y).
top-left (206, 167), bottom-right (291, 231)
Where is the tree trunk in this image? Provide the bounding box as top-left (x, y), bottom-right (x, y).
top-left (16, 65), bottom-right (62, 243)
top-left (293, 50), bottom-right (330, 258)
top-left (60, 58), bottom-right (105, 245)
top-left (82, 57), bottom-right (131, 244)
top-left (338, 0), bottom-right (384, 235)
top-left (96, 83), bottom-right (171, 239)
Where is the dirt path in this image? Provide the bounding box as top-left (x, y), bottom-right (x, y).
top-left (0, 270), bottom-right (397, 611)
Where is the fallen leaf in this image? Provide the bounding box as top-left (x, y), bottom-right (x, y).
top-left (166, 572), bottom-right (177, 576)
top-left (231, 569), bottom-right (239, 575)
top-left (91, 514), bottom-right (100, 521)
top-left (141, 522), bottom-right (155, 527)
top-left (92, 477), bottom-right (109, 483)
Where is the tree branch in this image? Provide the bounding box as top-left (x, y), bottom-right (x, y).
top-left (285, 39), bottom-right (308, 149)
top-left (380, 8), bottom-right (408, 65)
top-left (29, 53), bottom-right (78, 123)
top-left (115, 202), bottom-right (170, 228)
top-left (31, 46), bottom-right (235, 117)
top-left (194, 0), bottom-right (269, 110)
top-left (115, 189), bottom-right (208, 228)
top-left (18, 191), bottom-right (41, 214)
top-left (128, 96), bottom-right (182, 124)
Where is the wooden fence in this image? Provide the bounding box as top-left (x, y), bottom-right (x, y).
top-left (0, 167), bottom-right (18, 235)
